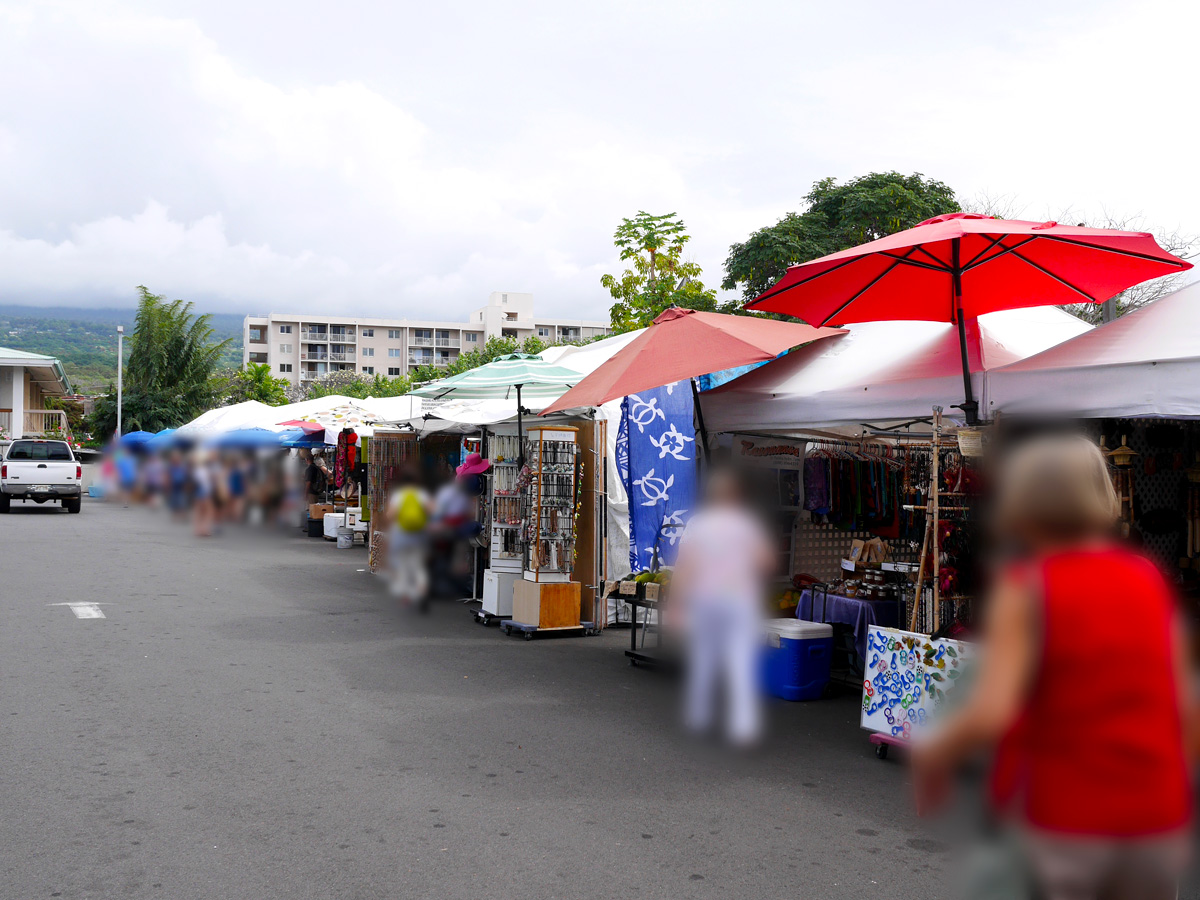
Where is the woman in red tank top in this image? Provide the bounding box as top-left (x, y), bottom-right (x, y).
top-left (912, 435), bottom-right (1198, 900)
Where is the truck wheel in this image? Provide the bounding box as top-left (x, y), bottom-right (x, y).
top-left (65, 498), bottom-right (81, 514)
top-left (0, 495), bottom-right (9, 513)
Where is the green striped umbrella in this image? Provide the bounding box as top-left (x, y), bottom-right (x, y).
top-left (410, 353), bottom-right (583, 463)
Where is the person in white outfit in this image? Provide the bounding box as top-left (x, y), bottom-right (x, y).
top-left (672, 467), bottom-right (773, 746)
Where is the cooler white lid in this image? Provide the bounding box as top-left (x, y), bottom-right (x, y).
top-left (765, 618), bottom-right (832, 639)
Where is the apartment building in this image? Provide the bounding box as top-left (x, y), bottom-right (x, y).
top-left (243, 292), bottom-right (610, 388)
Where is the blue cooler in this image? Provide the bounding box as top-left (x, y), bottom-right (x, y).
top-left (763, 619), bottom-right (833, 701)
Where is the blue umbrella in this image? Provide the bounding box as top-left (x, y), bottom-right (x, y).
top-left (145, 428), bottom-right (177, 451)
top-left (119, 430), bottom-right (157, 448)
top-left (213, 427), bottom-right (284, 449)
top-left (278, 427), bottom-right (328, 449)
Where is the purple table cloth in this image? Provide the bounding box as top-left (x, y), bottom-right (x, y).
top-left (797, 588), bottom-right (901, 660)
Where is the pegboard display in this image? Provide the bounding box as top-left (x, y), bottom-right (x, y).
top-left (1102, 419), bottom-right (1200, 568)
top-left (792, 516), bottom-right (914, 583)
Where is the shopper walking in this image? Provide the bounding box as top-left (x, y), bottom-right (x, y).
top-left (672, 467), bottom-right (773, 746)
top-left (912, 435), bottom-right (1197, 900)
top-left (386, 470), bottom-right (432, 609)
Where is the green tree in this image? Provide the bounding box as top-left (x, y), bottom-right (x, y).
top-left (218, 362), bottom-right (289, 406)
top-left (406, 335), bottom-right (550, 388)
top-left (301, 335), bottom-right (558, 399)
top-left (601, 211), bottom-right (718, 332)
top-left (87, 286), bottom-right (231, 436)
top-left (305, 369), bottom-right (373, 400)
top-left (722, 172), bottom-right (960, 305)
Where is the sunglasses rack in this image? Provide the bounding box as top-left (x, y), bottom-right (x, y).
top-left (522, 426), bottom-right (579, 583)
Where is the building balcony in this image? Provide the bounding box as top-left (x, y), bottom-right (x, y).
top-left (299, 329), bottom-right (328, 341)
top-left (2, 409), bottom-right (71, 438)
top-left (247, 332), bottom-right (267, 344)
top-left (300, 351), bottom-right (327, 361)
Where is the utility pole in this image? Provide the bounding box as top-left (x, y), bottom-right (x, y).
top-left (116, 325), bottom-right (124, 438)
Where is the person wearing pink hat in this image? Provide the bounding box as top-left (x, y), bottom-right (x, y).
top-left (456, 452), bottom-right (491, 479)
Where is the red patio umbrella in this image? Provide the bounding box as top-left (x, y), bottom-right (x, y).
top-left (540, 307), bottom-right (844, 457)
top-left (748, 212), bottom-right (1192, 423)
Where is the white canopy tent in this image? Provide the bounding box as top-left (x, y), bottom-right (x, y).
top-left (702, 307), bottom-right (1091, 435)
top-left (988, 283), bottom-right (1200, 419)
top-left (175, 400), bottom-right (277, 438)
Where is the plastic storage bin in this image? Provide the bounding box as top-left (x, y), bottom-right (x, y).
top-left (763, 619), bottom-right (833, 701)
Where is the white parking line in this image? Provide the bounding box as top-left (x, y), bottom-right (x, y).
top-left (48, 602), bottom-right (106, 619)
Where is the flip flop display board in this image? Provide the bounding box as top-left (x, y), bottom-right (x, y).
top-left (860, 626), bottom-right (972, 740)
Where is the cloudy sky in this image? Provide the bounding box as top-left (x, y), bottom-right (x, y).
top-left (1, 0), bottom-right (1196, 321)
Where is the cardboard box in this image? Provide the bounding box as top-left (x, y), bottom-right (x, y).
top-left (863, 537), bottom-right (890, 564)
top-left (309, 503), bottom-right (335, 520)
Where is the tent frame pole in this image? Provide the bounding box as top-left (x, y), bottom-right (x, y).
top-left (516, 384), bottom-right (525, 467)
top-left (690, 377), bottom-right (711, 464)
top-left (951, 238), bottom-right (980, 426)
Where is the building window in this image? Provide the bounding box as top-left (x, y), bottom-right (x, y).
top-left (502, 293), bottom-right (508, 303)
top-left (279, 343), bottom-right (292, 354)
top-left (279, 325), bottom-right (292, 334)
top-left (536, 326), bottom-right (551, 338)
top-left (279, 363), bottom-right (292, 373)
top-left (362, 366), bottom-right (374, 375)
top-left (362, 347), bottom-right (374, 357)
top-left (465, 332), bottom-right (478, 343)
top-left (387, 367), bottom-right (401, 376)
top-left (361, 328), bottom-right (374, 337)
top-left (388, 348), bottom-right (401, 357)
top-left (387, 329), bottom-right (401, 339)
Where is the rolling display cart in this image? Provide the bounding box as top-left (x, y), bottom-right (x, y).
top-left (500, 426), bottom-right (591, 640)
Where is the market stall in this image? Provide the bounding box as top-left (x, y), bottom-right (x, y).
top-left (988, 283), bottom-right (1200, 612)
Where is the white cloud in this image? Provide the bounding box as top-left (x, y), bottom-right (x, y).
top-left (0, 0), bottom-right (1196, 319)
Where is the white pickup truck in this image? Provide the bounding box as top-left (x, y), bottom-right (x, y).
top-left (1, 439), bottom-right (83, 513)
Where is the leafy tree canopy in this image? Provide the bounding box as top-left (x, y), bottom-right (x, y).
top-left (602, 211), bottom-right (718, 332)
top-left (298, 335), bottom-right (552, 400)
top-left (217, 362), bottom-right (290, 407)
top-left (87, 286), bottom-right (231, 437)
top-left (722, 172), bottom-right (960, 305)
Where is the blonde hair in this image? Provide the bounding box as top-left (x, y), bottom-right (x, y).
top-left (993, 434), bottom-right (1119, 544)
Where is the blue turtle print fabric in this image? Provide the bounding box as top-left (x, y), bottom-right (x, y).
top-left (619, 381), bottom-right (697, 572)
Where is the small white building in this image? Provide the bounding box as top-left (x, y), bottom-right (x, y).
top-left (243, 292), bottom-right (611, 388)
top-left (0, 348), bottom-right (72, 439)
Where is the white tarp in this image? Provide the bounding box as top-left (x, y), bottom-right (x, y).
top-left (988, 283), bottom-right (1200, 419)
top-left (175, 400), bottom-right (276, 437)
top-left (703, 307), bottom-right (1091, 434)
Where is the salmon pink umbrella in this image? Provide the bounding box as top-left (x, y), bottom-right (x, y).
top-left (540, 307), bottom-right (844, 457)
top-left (748, 212), bottom-right (1192, 423)
top-left (277, 420), bottom-right (325, 434)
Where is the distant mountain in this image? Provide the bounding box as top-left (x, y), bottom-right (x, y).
top-left (0, 304), bottom-right (244, 394)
